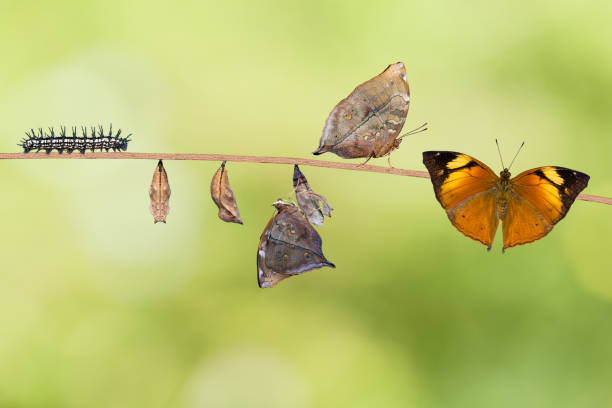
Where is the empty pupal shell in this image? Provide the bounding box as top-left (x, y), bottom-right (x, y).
top-left (257, 201), bottom-right (335, 288)
top-left (314, 62), bottom-right (410, 159)
top-left (149, 160), bottom-right (171, 223)
top-left (293, 165), bottom-right (332, 226)
top-left (210, 161), bottom-right (243, 224)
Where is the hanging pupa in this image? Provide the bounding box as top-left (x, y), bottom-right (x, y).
top-left (210, 161), bottom-right (243, 224)
top-left (293, 165), bottom-right (332, 226)
top-left (149, 160), bottom-right (171, 223)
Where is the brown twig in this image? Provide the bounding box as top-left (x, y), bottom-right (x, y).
top-left (1, 152), bottom-right (610, 205)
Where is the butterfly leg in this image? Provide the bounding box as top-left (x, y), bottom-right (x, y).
top-left (386, 154), bottom-right (395, 168)
top-left (359, 154), bottom-right (374, 166)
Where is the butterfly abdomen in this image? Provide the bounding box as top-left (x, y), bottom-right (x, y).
top-left (495, 173), bottom-right (512, 220)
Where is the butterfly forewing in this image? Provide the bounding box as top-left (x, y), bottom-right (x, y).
top-left (423, 151), bottom-right (498, 208)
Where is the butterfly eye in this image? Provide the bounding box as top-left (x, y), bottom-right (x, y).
top-left (304, 253), bottom-right (311, 260)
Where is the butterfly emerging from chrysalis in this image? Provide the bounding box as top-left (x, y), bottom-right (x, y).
top-left (422, 142), bottom-right (589, 252)
top-left (257, 201), bottom-right (335, 288)
top-left (19, 125), bottom-right (131, 154)
top-left (313, 62), bottom-right (426, 164)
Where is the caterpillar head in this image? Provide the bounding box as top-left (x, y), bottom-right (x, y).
top-left (120, 136), bottom-right (131, 151)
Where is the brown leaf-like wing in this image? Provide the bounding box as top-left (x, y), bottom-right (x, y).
top-left (149, 160), bottom-right (171, 223)
top-left (210, 161), bottom-right (243, 224)
top-left (257, 201), bottom-right (335, 288)
top-left (293, 165), bottom-right (333, 226)
top-left (314, 62), bottom-right (410, 159)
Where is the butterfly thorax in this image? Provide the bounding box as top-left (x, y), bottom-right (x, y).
top-left (372, 137), bottom-right (402, 158)
top-left (495, 168), bottom-right (512, 220)
top-left (384, 137), bottom-right (402, 156)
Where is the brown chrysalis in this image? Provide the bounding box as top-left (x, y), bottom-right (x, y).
top-left (293, 165), bottom-right (332, 226)
top-left (257, 201), bottom-right (335, 288)
top-left (149, 160), bottom-right (171, 223)
top-left (210, 161), bottom-right (243, 224)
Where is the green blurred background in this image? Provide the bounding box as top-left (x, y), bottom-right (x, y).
top-left (1, 1), bottom-right (611, 407)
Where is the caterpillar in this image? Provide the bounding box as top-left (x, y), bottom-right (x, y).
top-left (19, 125), bottom-right (132, 154)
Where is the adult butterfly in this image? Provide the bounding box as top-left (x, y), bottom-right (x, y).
top-left (422, 151), bottom-right (589, 251)
top-left (257, 201), bottom-right (334, 288)
top-left (313, 62), bottom-right (425, 163)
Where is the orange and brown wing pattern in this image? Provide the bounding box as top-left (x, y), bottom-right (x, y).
top-left (423, 151), bottom-right (500, 249)
top-left (503, 166), bottom-right (589, 250)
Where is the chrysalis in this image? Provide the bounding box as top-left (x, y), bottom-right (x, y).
top-left (149, 160), bottom-right (171, 223)
top-left (293, 165), bottom-right (332, 226)
top-left (210, 161), bottom-right (243, 224)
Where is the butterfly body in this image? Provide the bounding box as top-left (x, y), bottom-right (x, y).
top-left (423, 151), bottom-right (589, 251)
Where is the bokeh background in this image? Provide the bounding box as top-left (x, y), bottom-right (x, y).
top-left (1, 1), bottom-right (611, 407)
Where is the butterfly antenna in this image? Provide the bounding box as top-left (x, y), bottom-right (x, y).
top-left (398, 122), bottom-right (428, 139)
top-left (495, 139), bottom-right (506, 169)
top-left (508, 141), bottom-right (525, 171)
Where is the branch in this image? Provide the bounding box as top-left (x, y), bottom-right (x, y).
top-left (1, 152), bottom-right (610, 205)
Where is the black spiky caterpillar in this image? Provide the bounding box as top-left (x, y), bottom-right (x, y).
top-left (19, 125), bottom-right (132, 154)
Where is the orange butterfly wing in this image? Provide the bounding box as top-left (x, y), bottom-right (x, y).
top-left (423, 151), bottom-right (500, 249)
top-left (503, 166), bottom-right (589, 250)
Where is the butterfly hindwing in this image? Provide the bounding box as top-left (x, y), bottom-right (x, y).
top-left (423, 151), bottom-right (500, 249)
top-left (502, 192), bottom-right (552, 251)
